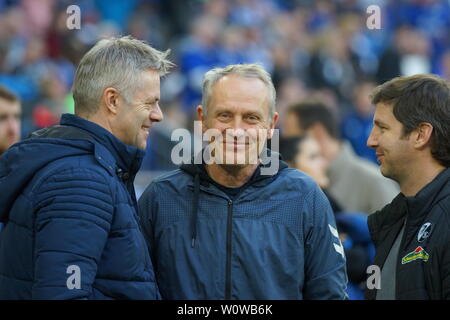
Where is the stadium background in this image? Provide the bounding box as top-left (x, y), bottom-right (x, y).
top-left (1, 0), bottom-right (450, 301)
top-left (1, 0), bottom-right (450, 192)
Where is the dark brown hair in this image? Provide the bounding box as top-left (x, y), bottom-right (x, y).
top-left (287, 101), bottom-right (340, 140)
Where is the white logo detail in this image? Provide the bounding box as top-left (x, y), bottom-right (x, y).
top-left (329, 224), bottom-right (345, 259)
top-left (418, 222), bottom-right (432, 242)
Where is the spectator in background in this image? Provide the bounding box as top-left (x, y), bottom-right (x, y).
top-left (307, 27), bottom-right (358, 103)
top-left (279, 135), bottom-right (374, 300)
top-left (284, 101), bottom-right (399, 214)
top-left (439, 50), bottom-right (450, 81)
top-left (376, 26), bottom-right (432, 84)
top-left (1, 0), bottom-right (449, 175)
top-left (341, 80), bottom-right (377, 163)
top-left (279, 135), bottom-right (336, 210)
top-left (178, 15), bottom-right (223, 115)
top-left (0, 85), bottom-right (21, 156)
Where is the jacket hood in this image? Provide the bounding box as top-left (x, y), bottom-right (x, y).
top-left (0, 114), bottom-right (145, 223)
top-left (179, 148), bottom-right (288, 248)
top-left (0, 138), bottom-right (95, 222)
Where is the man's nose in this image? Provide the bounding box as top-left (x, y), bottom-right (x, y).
top-left (150, 104), bottom-right (163, 122)
top-left (367, 127), bottom-right (378, 149)
top-left (230, 116), bottom-right (248, 130)
top-left (227, 118), bottom-right (246, 135)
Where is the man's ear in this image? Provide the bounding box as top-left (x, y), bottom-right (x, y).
top-left (196, 105), bottom-right (204, 121)
top-left (267, 112), bottom-right (279, 139)
top-left (414, 122), bottom-right (433, 149)
top-left (102, 87), bottom-right (120, 115)
top-left (197, 105), bottom-right (209, 134)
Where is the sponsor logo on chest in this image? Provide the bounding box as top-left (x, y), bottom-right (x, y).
top-left (401, 246), bottom-right (429, 264)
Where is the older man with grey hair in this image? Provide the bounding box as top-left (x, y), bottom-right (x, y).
top-left (0, 36), bottom-right (173, 299)
top-left (138, 63), bottom-right (348, 300)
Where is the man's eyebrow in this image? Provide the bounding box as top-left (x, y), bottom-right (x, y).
top-left (244, 110), bottom-right (263, 116)
top-left (214, 108), bottom-right (232, 114)
top-left (144, 97), bottom-right (159, 103)
top-left (374, 119), bottom-right (388, 127)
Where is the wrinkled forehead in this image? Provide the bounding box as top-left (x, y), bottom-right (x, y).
top-left (209, 75), bottom-right (270, 113)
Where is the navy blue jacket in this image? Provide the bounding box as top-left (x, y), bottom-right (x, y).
top-left (0, 114), bottom-right (159, 299)
top-left (138, 158), bottom-right (348, 299)
top-left (366, 168), bottom-right (450, 300)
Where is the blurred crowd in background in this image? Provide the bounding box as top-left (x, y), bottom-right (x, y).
top-left (1, 0), bottom-right (450, 169)
top-left (1, 0), bottom-right (449, 299)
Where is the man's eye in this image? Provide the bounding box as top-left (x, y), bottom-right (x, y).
top-left (219, 114), bottom-right (230, 119)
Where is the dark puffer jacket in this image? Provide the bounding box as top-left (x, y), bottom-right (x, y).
top-left (366, 168), bottom-right (450, 300)
top-left (0, 114), bottom-right (159, 299)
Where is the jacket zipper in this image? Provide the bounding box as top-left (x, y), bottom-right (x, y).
top-left (188, 184), bottom-right (237, 299)
top-left (225, 199), bottom-right (233, 300)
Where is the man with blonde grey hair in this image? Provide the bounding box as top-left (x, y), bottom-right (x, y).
top-left (138, 63), bottom-right (348, 299)
top-left (0, 36), bottom-right (173, 299)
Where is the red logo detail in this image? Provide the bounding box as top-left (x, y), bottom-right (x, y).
top-left (414, 246), bottom-right (424, 253)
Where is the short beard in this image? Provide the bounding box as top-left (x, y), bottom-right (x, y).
top-left (380, 163), bottom-right (402, 184)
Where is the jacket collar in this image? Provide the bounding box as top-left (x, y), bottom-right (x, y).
top-left (369, 167), bottom-right (450, 239)
top-left (60, 113), bottom-right (144, 175)
top-left (179, 149), bottom-right (288, 248)
top-left (403, 167), bottom-right (450, 226)
top-left (180, 149), bottom-right (288, 189)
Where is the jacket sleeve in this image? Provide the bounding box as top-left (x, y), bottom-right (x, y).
top-left (31, 168), bottom-right (113, 299)
top-left (302, 185), bottom-right (349, 300)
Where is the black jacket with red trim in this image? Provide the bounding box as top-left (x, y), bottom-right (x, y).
top-left (366, 168), bottom-right (450, 300)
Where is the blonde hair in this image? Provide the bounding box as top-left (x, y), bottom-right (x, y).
top-left (201, 63), bottom-right (276, 118)
top-left (73, 36), bottom-right (174, 114)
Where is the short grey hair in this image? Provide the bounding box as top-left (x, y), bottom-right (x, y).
top-left (201, 63), bottom-right (276, 119)
top-left (73, 35), bottom-right (174, 115)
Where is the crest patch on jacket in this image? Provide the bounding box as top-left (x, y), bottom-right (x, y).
top-left (401, 246), bottom-right (429, 264)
